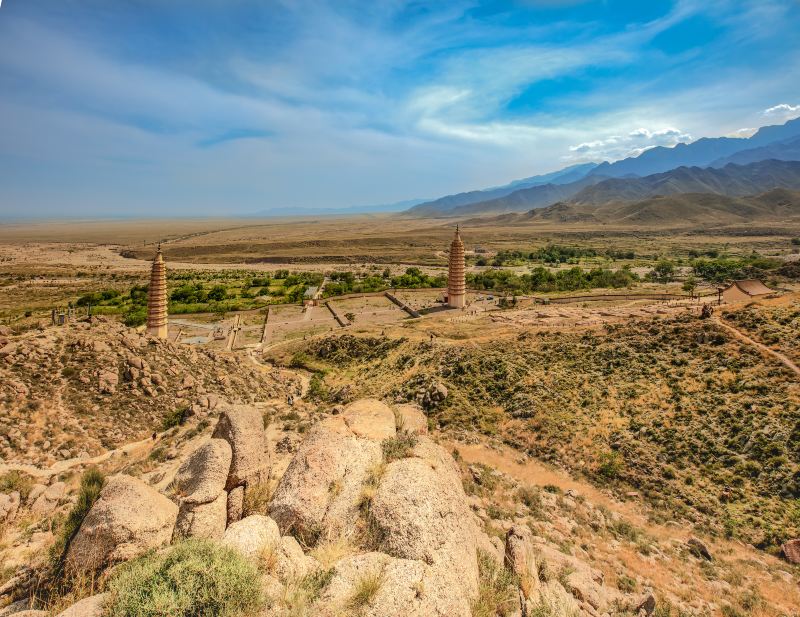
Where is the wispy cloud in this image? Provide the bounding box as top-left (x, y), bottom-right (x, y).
top-left (0, 0), bottom-right (798, 216)
top-left (763, 103), bottom-right (800, 120)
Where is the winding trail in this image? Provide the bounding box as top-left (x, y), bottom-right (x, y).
top-left (713, 316), bottom-right (800, 377)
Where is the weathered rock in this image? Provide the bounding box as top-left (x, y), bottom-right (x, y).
top-left (97, 370), bottom-right (118, 394)
top-left (5, 611), bottom-right (48, 617)
top-left (393, 403), bottom-right (427, 435)
top-left (227, 485), bottom-right (244, 525)
top-left (687, 537), bottom-right (713, 561)
top-left (174, 439), bottom-right (232, 505)
top-left (271, 535), bottom-right (318, 582)
top-left (0, 600), bottom-right (32, 616)
top-left (30, 482), bottom-right (65, 515)
top-left (315, 552), bottom-right (425, 616)
top-left (223, 514), bottom-right (281, 561)
top-left (781, 538), bottom-right (800, 564)
top-left (370, 448), bottom-right (479, 612)
top-left (65, 475), bottom-right (178, 571)
top-left (213, 405), bottom-right (269, 490)
top-left (0, 491), bottom-right (20, 521)
top-left (269, 416), bottom-right (381, 540)
top-left (26, 484), bottom-right (46, 506)
top-left (636, 592), bottom-right (656, 616)
top-left (505, 525), bottom-right (535, 579)
top-left (341, 398), bottom-right (396, 441)
top-left (55, 593), bottom-right (108, 617)
top-left (174, 492), bottom-right (227, 540)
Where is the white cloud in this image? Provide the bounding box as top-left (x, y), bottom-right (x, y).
top-left (762, 103), bottom-right (800, 120)
top-left (565, 126), bottom-right (692, 162)
top-left (726, 127), bottom-right (756, 138)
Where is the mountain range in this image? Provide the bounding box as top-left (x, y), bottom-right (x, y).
top-left (464, 187), bottom-right (800, 228)
top-left (406, 117), bottom-right (800, 218)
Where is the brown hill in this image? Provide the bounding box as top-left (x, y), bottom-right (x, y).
top-left (463, 188), bottom-right (800, 228)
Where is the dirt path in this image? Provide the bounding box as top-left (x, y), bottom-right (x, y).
top-left (714, 317), bottom-right (800, 377)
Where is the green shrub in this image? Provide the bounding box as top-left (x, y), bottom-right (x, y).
top-left (161, 406), bottom-right (189, 431)
top-left (50, 468), bottom-right (105, 571)
top-left (0, 470), bottom-right (35, 501)
top-left (381, 432), bottom-right (418, 462)
top-left (107, 539), bottom-right (263, 617)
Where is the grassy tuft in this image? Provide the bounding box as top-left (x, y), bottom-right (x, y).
top-left (347, 567), bottom-right (385, 611)
top-left (107, 539), bottom-right (264, 617)
top-left (0, 470), bottom-right (35, 501)
top-left (471, 550), bottom-right (519, 617)
top-left (381, 433), bottom-right (418, 463)
top-left (50, 468), bottom-right (105, 571)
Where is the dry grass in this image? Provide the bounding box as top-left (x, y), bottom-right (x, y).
top-left (346, 567), bottom-right (385, 612)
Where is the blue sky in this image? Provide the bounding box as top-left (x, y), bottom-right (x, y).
top-left (0, 0), bottom-right (798, 217)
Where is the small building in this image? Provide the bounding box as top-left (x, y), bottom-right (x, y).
top-left (721, 279), bottom-right (773, 304)
top-left (303, 286), bottom-right (320, 307)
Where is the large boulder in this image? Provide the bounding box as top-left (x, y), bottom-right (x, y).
top-left (781, 538), bottom-right (800, 564)
top-left (341, 399), bottom-right (396, 440)
top-left (0, 491), bottom-right (20, 522)
top-left (223, 514), bottom-right (281, 561)
top-left (173, 492), bottom-right (227, 540)
top-left (30, 482), bottom-right (65, 515)
top-left (65, 475), bottom-right (178, 571)
top-left (269, 416), bottom-right (381, 541)
top-left (393, 403), bottom-right (427, 435)
top-left (174, 439), bottom-right (232, 505)
top-left (55, 593), bottom-right (108, 617)
top-left (369, 440), bottom-right (479, 613)
top-left (314, 552), bottom-right (468, 617)
top-left (212, 405), bottom-right (269, 490)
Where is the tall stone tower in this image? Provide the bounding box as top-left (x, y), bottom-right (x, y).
top-left (146, 245), bottom-right (168, 339)
top-left (447, 226), bottom-right (466, 308)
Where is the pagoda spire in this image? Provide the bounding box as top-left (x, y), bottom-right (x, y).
top-left (447, 227), bottom-right (465, 309)
top-left (146, 244), bottom-right (168, 339)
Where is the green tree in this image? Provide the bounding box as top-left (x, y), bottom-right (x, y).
top-left (651, 260), bottom-right (675, 283)
top-left (682, 275), bottom-right (698, 297)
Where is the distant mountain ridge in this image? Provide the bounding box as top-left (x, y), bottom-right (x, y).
top-left (404, 162), bottom-right (597, 216)
top-left (588, 117), bottom-right (800, 178)
top-left (404, 117), bottom-right (800, 218)
top-left (464, 187), bottom-right (800, 228)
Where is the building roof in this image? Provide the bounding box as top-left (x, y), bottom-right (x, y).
top-left (304, 286), bottom-right (319, 298)
top-left (725, 279), bottom-right (772, 296)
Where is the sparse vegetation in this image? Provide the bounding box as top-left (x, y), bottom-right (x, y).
top-left (472, 551), bottom-right (520, 617)
top-left (50, 468), bottom-right (105, 573)
top-left (347, 567), bottom-right (385, 611)
top-left (107, 540), bottom-right (263, 617)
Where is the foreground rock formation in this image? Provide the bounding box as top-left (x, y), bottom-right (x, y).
top-left (2, 389), bottom-right (799, 616)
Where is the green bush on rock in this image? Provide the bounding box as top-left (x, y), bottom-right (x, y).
top-left (107, 539), bottom-right (263, 617)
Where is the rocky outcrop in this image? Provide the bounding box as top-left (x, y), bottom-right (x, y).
top-left (341, 398), bottom-right (397, 440)
top-left (174, 492), bottom-right (227, 540)
top-left (782, 538), bottom-right (800, 564)
top-left (0, 491), bottom-right (20, 522)
top-left (55, 593), bottom-right (108, 617)
top-left (30, 482), bottom-right (65, 515)
top-left (370, 443), bottom-right (479, 615)
top-left (174, 439), bottom-right (232, 505)
top-left (212, 405), bottom-right (269, 491)
top-left (393, 403), bottom-right (427, 435)
top-left (65, 475), bottom-right (178, 571)
top-left (269, 415), bottom-right (383, 541)
top-left (222, 514), bottom-right (281, 561)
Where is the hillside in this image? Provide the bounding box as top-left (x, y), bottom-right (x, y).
top-left (278, 308), bottom-right (800, 554)
top-left (571, 160), bottom-right (800, 206)
top-left (0, 318), bottom-right (298, 466)
top-left (465, 188), bottom-right (800, 227)
top-left (710, 136), bottom-right (800, 167)
top-left (405, 163), bottom-right (597, 217)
